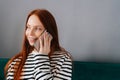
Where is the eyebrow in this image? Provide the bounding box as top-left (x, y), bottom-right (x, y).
top-left (27, 24), bottom-right (42, 27)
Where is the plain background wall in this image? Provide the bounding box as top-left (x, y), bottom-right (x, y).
top-left (0, 0), bottom-right (120, 62)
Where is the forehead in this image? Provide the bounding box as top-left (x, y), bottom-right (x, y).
top-left (27, 15), bottom-right (44, 27)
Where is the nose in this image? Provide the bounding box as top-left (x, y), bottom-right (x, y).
top-left (29, 29), bottom-right (34, 36)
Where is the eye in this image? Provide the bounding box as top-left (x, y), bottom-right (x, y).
top-left (26, 26), bottom-right (31, 30)
top-left (35, 27), bottom-right (42, 31)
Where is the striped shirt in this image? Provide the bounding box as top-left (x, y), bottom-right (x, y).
top-left (6, 50), bottom-right (72, 80)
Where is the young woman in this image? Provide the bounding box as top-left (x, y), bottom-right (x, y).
top-left (5, 9), bottom-right (72, 80)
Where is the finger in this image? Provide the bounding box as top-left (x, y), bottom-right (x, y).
top-left (48, 33), bottom-right (53, 48)
top-left (44, 31), bottom-right (49, 49)
top-left (39, 34), bottom-right (44, 52)
top-left (44, 31), bottom-right (46, 47)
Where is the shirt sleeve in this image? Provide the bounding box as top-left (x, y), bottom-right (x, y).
top-left (33, 52), bottom-right (72, 80)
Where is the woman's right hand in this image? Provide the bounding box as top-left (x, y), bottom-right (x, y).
top-left (38, 31), bottom-right (53, 54)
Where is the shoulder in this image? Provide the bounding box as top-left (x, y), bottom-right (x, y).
top-left (51, 50), bottom-right (72, 62)
top-left (50, 51), bottom-right (72, 70)
top-left (5, 55), bottom-right (21, 73)
top-left (9, 56), bottom-right (22, 67)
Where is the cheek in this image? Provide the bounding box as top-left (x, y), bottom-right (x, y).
top-left (35, 31), bottom-right (43, 37)
top-left (25, 31), bottom-right (28, 37)
top-left (35, 32), bottom-right (41, 37)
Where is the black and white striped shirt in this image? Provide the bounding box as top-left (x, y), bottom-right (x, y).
top-left (6, 50), bottom-right (72, 80)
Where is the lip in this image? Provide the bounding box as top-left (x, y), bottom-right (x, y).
top-left (28, 37), bottom-right (36, 43)
top-left (29, 40), bottom-right (34, 44)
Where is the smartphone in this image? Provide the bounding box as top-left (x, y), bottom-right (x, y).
top-left (34, 30), bottom-right (46, 52)
top-left (34, 38), bottom-right (40, 52)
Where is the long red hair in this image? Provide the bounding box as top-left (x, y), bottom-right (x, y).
top-left (4, 9), bottom-right (61, 80)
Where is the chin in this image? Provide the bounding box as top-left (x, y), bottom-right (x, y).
top-left (29, 42), bottom-right (34, 46)
top-left (28, 39), bottom-right (35, 46)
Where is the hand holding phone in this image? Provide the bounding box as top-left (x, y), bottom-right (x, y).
top-left (34, 30), bottom-right (53, 54)
top-left (34, 30), bottom-right (45, 52)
